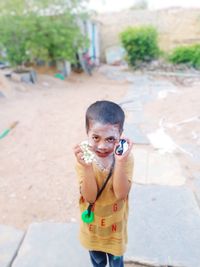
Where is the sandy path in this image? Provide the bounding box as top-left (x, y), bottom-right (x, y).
top-left (0, 70), bottom-right (129, 230)
top-left (143, 80), bottom-right (200, 178)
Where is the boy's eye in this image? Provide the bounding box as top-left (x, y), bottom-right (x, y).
top-left (92, 136), bottom-right (99, 141)
top-left (106, 137), bottom-right (116, 143)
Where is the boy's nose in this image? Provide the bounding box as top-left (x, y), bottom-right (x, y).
top-left (97, 141), bottom-right (108, 150)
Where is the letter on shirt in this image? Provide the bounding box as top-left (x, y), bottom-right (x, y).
top-left (113, 203), bottom-right (118, 212)
top-left (101, 218), bottom-right (106, 227)
top-left (112, 224), bottom-right (117, 232)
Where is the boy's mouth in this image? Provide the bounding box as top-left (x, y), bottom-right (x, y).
top-left (95, 150), bottom-right (110, 158)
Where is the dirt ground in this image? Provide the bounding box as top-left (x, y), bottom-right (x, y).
top-left (0, 66), bottom-right (200, 267)
top-left (0, 69), bottom-right (130, 230)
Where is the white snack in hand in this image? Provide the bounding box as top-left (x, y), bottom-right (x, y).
top-left (80, 141), bottom-right (95, 163)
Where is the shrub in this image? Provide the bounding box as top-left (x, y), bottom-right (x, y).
top-left (169, 44), bottom-right (200, 69)
top-left (0, 15), bottom-right (32, 66)
top-left (120, 25), bottom-right (160, 66)
top-left (0, 0), bottom-right (89, 67)
top-left (130, 0), bottom-right (148, 10)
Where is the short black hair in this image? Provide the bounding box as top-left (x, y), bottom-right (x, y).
top-left (85, 100), bottom-right (125, 133)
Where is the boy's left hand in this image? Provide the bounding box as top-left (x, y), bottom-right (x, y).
top-left (114, 138), bottom-right (133, 162)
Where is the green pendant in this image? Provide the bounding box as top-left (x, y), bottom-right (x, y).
top-left (81, 210), bottom-right (94, 224)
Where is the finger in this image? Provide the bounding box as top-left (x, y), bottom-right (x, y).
top-left (127, 139), bottom-right (133, 148)
top-left (121, 138), bottom-right (133, 149)
top-left (77, 151), bottom-right (84, 158)
top-left (74, 145), bottom-right (82, 154)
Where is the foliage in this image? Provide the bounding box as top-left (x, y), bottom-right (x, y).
top-left (0, 15), bottom-right (31, 65)
top-left (130, 0), bottom-right (148, 10)
top-left (120, 25), bottom-right (159, 66)
top-left (168, 44), bottom-right (200, 69)
top-left (0, 0), bottom-right (89, 66)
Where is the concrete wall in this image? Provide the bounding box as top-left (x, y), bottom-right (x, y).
top-left (97, 8), bottom-right (200, 61)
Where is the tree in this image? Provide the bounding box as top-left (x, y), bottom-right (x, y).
top-left (131, 0), bottom-right (148, 10)
top-left (0, 0), bottom-right (89, 66)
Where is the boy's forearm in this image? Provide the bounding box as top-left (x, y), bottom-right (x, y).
top-left (113, 162), bottom-right (131, 200)
top-left (80, 166), bottom-right (98, 204)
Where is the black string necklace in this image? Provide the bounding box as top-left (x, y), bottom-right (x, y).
top-left (81, 158), bottom-right (115, 224)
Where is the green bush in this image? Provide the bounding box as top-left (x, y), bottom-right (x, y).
top-left (120, 26), bottom-right (159, 66)
top-left (0, 0), bottom-right (89, 67)
top-left (169, 44), bottom-right (200, 69)
top-left (0, 15), bottom-right (32, 66)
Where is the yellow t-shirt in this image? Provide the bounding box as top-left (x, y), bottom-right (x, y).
top-left (76, 154), bottom-right (134, 256)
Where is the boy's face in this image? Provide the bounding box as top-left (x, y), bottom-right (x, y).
top-left (87, 121), bottom-right (121, 158)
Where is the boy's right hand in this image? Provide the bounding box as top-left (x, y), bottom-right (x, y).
top-left (73, 144), bottom-right (93, 167)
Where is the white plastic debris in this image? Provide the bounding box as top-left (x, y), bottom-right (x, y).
top-left (147, 128), bottom-right (193, 156)
top-left (147, 128), bottom-right (177, 153)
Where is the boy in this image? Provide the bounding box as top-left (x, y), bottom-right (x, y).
top-left (74, 100), bottom-right (134, 267)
